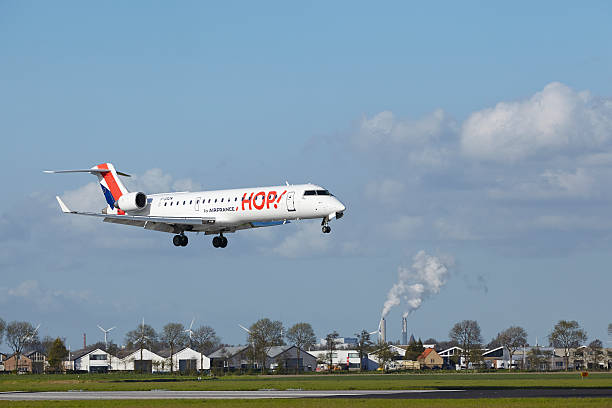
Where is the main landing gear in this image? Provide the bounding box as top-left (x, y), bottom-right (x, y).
top-left (212, 234), bottom-right (228, 248)
top-left (173, 234), bottom-right (188, 247)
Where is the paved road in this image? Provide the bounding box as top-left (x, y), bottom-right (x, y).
top-left (1, 388), bottom-right (611, 400)
top-left (0, 390), bottom-right (459, 400)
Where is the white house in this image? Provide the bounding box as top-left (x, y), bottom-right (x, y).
top-left (309, 349), bottom-right (375, 371)
top-left (160, 347), bottom-right (210, 372)
top-left (114, 348), bottom-right (168, 373)
top-left (68, 348), bottom-right (112, 373)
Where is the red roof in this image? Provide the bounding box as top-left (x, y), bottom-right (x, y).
top-left (417, 348), bottom-right (435, 360)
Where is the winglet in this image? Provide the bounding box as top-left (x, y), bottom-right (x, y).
top-left (56, 196), bottom-right (71, 213)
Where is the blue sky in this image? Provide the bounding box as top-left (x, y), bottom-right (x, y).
top-left (1, 1), bottom-right (612, 350)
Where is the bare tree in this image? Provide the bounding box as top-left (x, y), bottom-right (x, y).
top-left (325, 331), bottom-right (339, 372)
top-left (374, 342), bottom-right (395, 373)
top-left (0, 317), bottom-right (6, 347)
top-left (355, 330), bottom-right (374, 371)
top-left (286, 322), bottom-right (316, 373)
top-left (191, 325), bottom-right (220, 372)
top-left (449, 320), bottom-right (483, 369)
top-left (161, 323), bottom-right (187, 374)
top-left (6, 321), bottom-right (38, 373)
top-left (125, 320), bottom-right (157, 371)
top-left (548, 320), bottom-right (587, 371)
top-left (493, 326), bottom-right (528, 369)
top-left (247, 318), bottom-right (285, 373)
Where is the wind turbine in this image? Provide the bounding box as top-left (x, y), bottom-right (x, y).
top-left (97, 325), bottom-right (116, 350)
top-left (184, 318), bottom-right (195, 347)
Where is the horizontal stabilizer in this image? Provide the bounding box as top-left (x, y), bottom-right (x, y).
top-left (44, 169), bottom-right (131, 177)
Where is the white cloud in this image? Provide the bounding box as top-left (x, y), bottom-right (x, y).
top-left (461, 82), bottom-right (612, 161)
top-left (272, 223), bottom-right (332, 258)
top-left (488, 167), bottom-right (595, 200)
top-left (435, 218), bottom-right (478, 241)
top-left (0, 280), bottom-right (92, 312)
top-left (365, 179), bottom-right (405, 205)
top-left (383, 215), bottom-right (423, 238)
top-left (353, 110), bottom-right (457, 169)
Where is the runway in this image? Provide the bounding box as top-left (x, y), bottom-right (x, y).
top-left (1, 388), bottom-right (611, 400)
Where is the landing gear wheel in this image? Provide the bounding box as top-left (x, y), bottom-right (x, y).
top-left (173, 235), bottom-right (182, 246)
top-left (180, 235), bottom-right (188, 246)
top-left (212, 236), bottom-right (221, 248)
top-left (220, 236), bottom-right (228, 248)
top-left (322, 225), bottom-right (331, 234)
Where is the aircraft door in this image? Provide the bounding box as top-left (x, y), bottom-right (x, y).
top-left (287, 191), bottom-right (296, 211)
top-left (195, 197), bottom-right (201, 211)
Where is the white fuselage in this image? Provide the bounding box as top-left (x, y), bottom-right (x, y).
top-left (131, 183), bottom-right (346, 231)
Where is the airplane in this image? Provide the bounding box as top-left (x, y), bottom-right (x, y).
top-left (45, 163), bottom-right (346, 248)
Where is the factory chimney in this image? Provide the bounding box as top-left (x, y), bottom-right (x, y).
top-left (402, 317), bottom-right (407, 345)
top-left (83, 333), bottom-right (86, 349)
top-left (379, 317), bottom-right (386, 344)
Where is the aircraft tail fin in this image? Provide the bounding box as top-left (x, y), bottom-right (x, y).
top-left (44, 163), bottom-right (130, 208)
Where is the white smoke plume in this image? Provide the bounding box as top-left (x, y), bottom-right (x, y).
top-left (381, 250), bottom-right (452, 318)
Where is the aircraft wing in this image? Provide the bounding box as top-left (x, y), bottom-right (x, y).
top-left (55, 196), bottom-right (215, 228)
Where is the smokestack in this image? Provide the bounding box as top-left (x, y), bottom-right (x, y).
top-left (402, 317), bottom-right (407, 345)
top-left (83, 333), bottom-right (86, 349)
top-left (379, 317), bottom-right (386, 344)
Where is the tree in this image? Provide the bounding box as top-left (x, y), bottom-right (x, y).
top-left (125, 320), bottom-right (157, 371)
top-left (404, 336), bottom-right (421, 361)
top-left (527, 346), bottom-right (544, 371)
top-left (548, 320), bottom-right (587, 371)
top-left (355, 330), bottom-right (374, 371)
top-left (286, 323), bottom-right (316, 373)
top-left (493, 326), bottom-right (528, 369)
top-left (375, 342), bottom-right (396, 372)
top-left (191, 325), bottom-right (220, 372)
top-left (161, 322), bottom-right (187, 374)
top-left (587, 339), bottom-right (604, 369)
top-left (247, 318), bottom-right (285, 373)
top-left (47, 338), bottom-right (68, 373)
top-left (449, 320), bottom-right (483, 369)
top-left (0, 317), bottom-right (5, 347)
top-left (324, 331), bottom-right (339, 372)
top-left (6, 321), bottom-right (38, 373)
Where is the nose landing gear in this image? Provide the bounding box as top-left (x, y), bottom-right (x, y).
top-left (173, 234), bottom-right (188, 247)
top-left (212, 234), bottom-right (228, 248)
top-left (321, 219), bottom-right (331, 234)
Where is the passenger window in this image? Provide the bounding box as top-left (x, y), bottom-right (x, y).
top-left (221, 198), bottom-right (224, 202)
top-left (215, 199), bottom-right (217, 203)
top-left (164, 203), bottom-right (167, 206)
top-left (183, 201), bottom-right (186, 205)
top-left (170, 202), bottom-right (173, 206)
top-left (190, 200), bottom-right (192, 204)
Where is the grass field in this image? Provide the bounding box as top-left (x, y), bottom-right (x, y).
top-left (1, 398), bottom-right (612, 408)
top-left (1, 372), bottom-right (611, 392)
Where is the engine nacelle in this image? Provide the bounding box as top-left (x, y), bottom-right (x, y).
top-left (115, 192), bottom-right (147, 212)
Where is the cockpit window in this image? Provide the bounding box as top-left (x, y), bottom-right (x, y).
top-left (316, 190), bottom-right (331, 196)
top-left (304, 190), bottom-right (316, 196)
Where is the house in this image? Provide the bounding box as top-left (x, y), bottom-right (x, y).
top-left (114, 348), bottom-right (168, 373)
top-left (417, 348), bottom-right (443, 369)
top-left (67, 347), bottom-right (112, 373)
top-left (209, 346), bottom-right (252, 370)
top-left (308, 349), bottom-right (373, 371)
top-left (0, 352), bottom-right (6, 372)
top-left (158, 347), bottom-right (210, 373)
top-left (267, 346), bottom-right (317, 372)
top-left (4, 351), bottom-right (47, 373)
top-left (209, 345), bottom-right (317, 372)
top-left (438, 346), bottom-right (464, 368)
